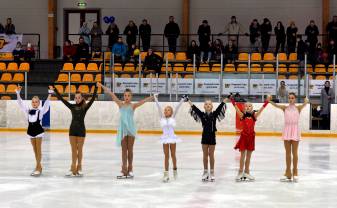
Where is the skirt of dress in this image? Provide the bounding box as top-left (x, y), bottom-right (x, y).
top-left (234, 132), bottom-right (255, 151)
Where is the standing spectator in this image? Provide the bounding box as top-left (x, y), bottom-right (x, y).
top-left (212, 39), bottom-right (225, 62)
top-left (274, 21), bottom-right (286, 53)
top-left (5, 18), bottom-right (15, 34)
top-left (13, 42), bottom-right (25, 62)
top-left (286, 21), bottom-right (298, 53)
top-left (224, 40), bottom-right (238, 64)
top-left (24, 42), bottom-right (35, 61)
top-left (305, 20), bottom-right (319, 58)
top-left (200, 41), bottom-right (212, 63)
top-left (139, 19), bottom-right (151, 51)
top-left (249, 19), bottom-right (261, 52)
top-left (320, 81), bottom-right (335, 130)
top-left (75, 37), bottom-right (90, 62)
top-left (198, 20), bottom-right (211, 55)
top-left (224, 16), bottom-right (244, 46)
top-left (187, 40), bottom-right (200, 60)
top-left (327, 16), bottom-right (337, 43)
top-left (164, 16), bottom-right (180, 53)
top-left (296, 35), bottom-right (307, 61)
top-left (106, 21), bottom-right (120, 50)
top-left (142, 48), bottom-right (163, 74)
top-left (90, 22), bottom-right (103, 51)
top-left (63, 40), bottom-right (76, 61)
top-left (315, 43), bottom-right (324, 64)
top-left (260, 18), bottom-right (272, 52)
top-left (278, 81), bottom-right (289, 103)
top-left (123, 20), bottom-right (138, 50)
top-left (79, 22), bottom-right (91, 45)
top-left (0, 22), bottom-right (4, 33)
top-left (112, 37), bottom-right (127, 63)
top-left (328, 40), bottom-right (337, 63)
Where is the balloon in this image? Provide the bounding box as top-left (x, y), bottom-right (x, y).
top-left (133, 49), bottom-right (140, 56)
top-left (103, 16), bottom-right (110, 24)
top-left (110, 16), bottom-right (115, 23)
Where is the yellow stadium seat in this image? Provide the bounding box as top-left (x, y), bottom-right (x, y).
top-left (6, 84), bottom-right (17, 93)
top-left (278, 75), bottom-right (286, 79)
top-left (19, 62), bottom-right (30, 71)
top-left (159, 74), bottom-right (167, 78)
top-left (113, 63), bottom-right (123, 72)
top-left (224, 64), bottom-right (235, 72)
top-left (70, 74), bottom-right (82, 82)
top-left (0, 84), bottom-right (5, 92)
top-left (171, 74), bottom-right (182, 78)
top-left (154, 52), bottom-right (162, 58)
top-left (251, 53), bottom-right (262, 61)
top-left (54, 85), bottom-right (64, 93)
top-left (327, 64), bottom-right (336, 73)
top-left (1, 73), bottom-right (12, 81)
top-left (237, 64), bottom-right (248, 72)
top-left (161, 65), bottom-right (172, 72)
top-left (278, 53), bottom-right (287, 61)
top-left (82, 74), bottom-right (94, 82)
top-left (329, 76), bottom-right (335, 80)
top-left (238, 53), bottom-right (249, 61)
top-left (95, 74), bottom-right (101, 82)
top-left (120, 74), bottom-right (131, 78)
top-left (211, 64), bottom-right (221, 72)
top-left (90, 85), bottom-right (101, 94)
top-left (133, 74), bottom-right (143, 78)
top-left (185, 64), bottom-right (195, 72)
top-left (289, 64), bottom-right (298, 73)
top-left (289, 75), bottom-right (298, 80)
top-left (0, 62), bottom-right (6, 71)
top-left (140, 52), bottom-right (147, 61)
top-left (145, 73), bottom-right (156, 78)
top-left (173, 63), bottom-right (185, 72)
top-left (315, 75), bottom-right (326, 80)
top-left (306, 64), bottom-right (313, 73)
top-left (7, 62), bottom-right (18, 71)
top-left (176, 52), bottom-right (187, 61)
top-left (65, 85), bottom-right (76, 94)
top-left (78, 85), bottom-right (90, 94)
top-left (263, 64), bottom-right (274, 72)
top-left (1, 96), bottom-right (11, 100)
top-left (251, 64), bottom-right (261, 72)
top-left (12, 73), bottom-right (24, 82)
top-left (56, 73), bottom-right (69, 82)
top-left (199, 64), bottom-right (210, 72)
top-left (87, 63), bottom-right (98, 71)
top-left (62, 63), bottom-right (74, 71)
top-left (123, 63), bottom-right (135, 72)
top-left (75, 63), bottom-right (86, 71)
top-left (314, 64), bottom-right (326, 73)
top-left (289, 53), bottom-right (297, 61)
top-left (278, 64), bottom-right (287, 73)
top-left (165, 52), bottom-right (175, 61)
top-left (184, 74), bottom-right (194, 79)
top-left (104, 52), bottom-right (112, 60)
top-left (263, 53), bottom-right (275, 61)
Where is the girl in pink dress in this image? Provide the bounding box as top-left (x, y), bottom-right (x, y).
top-left (269, 93), bottom-right (309, 182)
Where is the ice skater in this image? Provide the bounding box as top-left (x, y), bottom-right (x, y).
top-left (51, 83), bottom-right (98, 177)
top-left (269, 93), bottom-right (309, 182)
top-left (154, 94), bottom-right (186, 182)
top-left (98, 83), bottom-right (153, 179)
top-left (231, 96), bottom-right (270, 182)
top-left (16, 85), bottom-right (52, 176)
top-left (188, 97), bottom-right (227, 182)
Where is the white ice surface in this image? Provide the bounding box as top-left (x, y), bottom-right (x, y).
top-left (0, 132), bottom-right (337, 208)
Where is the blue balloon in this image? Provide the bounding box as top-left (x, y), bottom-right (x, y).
top-left (109, 16), bottom-right (115, 23)
top-left (103, 16), bottom-right (110, 24)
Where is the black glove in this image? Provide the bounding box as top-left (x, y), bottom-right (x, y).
top-left (182, 94), bottom-right (190, 102)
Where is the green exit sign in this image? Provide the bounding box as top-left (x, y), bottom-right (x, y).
top-left (77, 2), bottom-right (87, 8)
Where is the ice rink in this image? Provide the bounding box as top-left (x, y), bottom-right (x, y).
top-left (0, 132), bottom-right (337, 208)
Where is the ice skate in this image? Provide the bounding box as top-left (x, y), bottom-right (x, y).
top-left (162, 171), bottom-right (169, 183)
top-left (31, 170), bottom-right (41, 177)
top-left (173, 169), bottom-right (178, 180)
top-left (65, 171), bottom-right (76, 177)
top-left (76, 170), bottom-right (84, 177)
top-left (209, 170), bottom-right (215, 182)
top-left (202, 170), bottom-right (209, 182)
top-left (280, 175), bottom-right (292, 182)
top-left (235, 172), bottom-right (244, 182)
top-left (293, 175), bottom-right (299, 183)
top-left (243, 173), bottom-right (255, 181)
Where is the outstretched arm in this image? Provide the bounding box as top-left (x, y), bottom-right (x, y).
top-left (16, 86), bottom-right (28, 114)
top-left (51, 86), bottom-right (72, 109)
top-left (154, 94), bottom-right (163, 118)
top-left (269, 100), bottom-right (286, 111)
top-left (189, 99), bottom-right (204, 122)
top-left (213, 98), bottom-right (227, 118)
top-left (97, 82), bottom-right (123, 107)
top-left (133, 95), bottom-right (154, 110)
top-left (40, 86), bottom-right (53, 117)
top-left (297, 97), bottom-right (309, 112)
top-left (255, 97), bottom-right (270, 118)
top-left (230, 98), bottom-right (244, 119)
top-left (85, 84), bottom-right (98, 110)
top-left (173, 97), bottom-right (184, 118)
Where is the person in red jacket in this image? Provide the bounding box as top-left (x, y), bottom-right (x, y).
top-left (63, 40), bottom-right (76, 61)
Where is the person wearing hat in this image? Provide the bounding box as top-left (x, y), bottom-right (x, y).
top-left (139, 19), bottom-right (152, 51)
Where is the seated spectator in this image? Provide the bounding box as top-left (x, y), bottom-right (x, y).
top-left (5, 18), bottom-right (15, 34)
top-left (13, 42), bottom-right (25, 62)
top-left (142, 48), bottom-right (163, 74)
top-left (91, 47), bottom-right (103, 60)
top-left (63, 40), bottom-right (76, 61)
top-left (200, 40), bottom-right (212, 63)
top-left (24, 43), bottom-right (35, 61)
top-left (212, 39), bottom-right (224, 62)
top-left (112, 37), bottom-right (127, 63)
top-left (315, 43), bottom-right (324, 64)
top-left (187, 40), bottom-right (200, 60)
top-left (224, 40), bottom-right (238, 64)
top-left (328, 40), bottom-right (337, 63)
top-left (75, 37), bottom-right (90, 62)
top-left (127, 44), bottom-right (140, 63)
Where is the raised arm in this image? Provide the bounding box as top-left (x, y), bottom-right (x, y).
top-left (52, 86), bottom-right (72, 109)
top-left (173, 97), bottom-right (184, 118)
top-left (132, 95), bottom-right (154, 110)
top-left (15, 86), bottom-right (28, 114)
top-left (97, 82), bottom-right (123, 107)
top-left (269, 100), bottom-right (286, 111)
top-left (40, 87), bottom-right (53, 117)
top-left (297, 97), bottom-right (309, 112)
top-left (255, 97), bottom-right (270, 118)
top-left (154, 94), bottom-right (163, 118)
top-left (230, 98), bottom-right (244, 119)
top-left (189, 99), bottom-right (204, 122)
top-left (85, 84), bottom-right (98, 110)
top-left (213, 98), bottom-right (227, 120)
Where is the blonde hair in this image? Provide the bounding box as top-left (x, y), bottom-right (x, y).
top-left (32, 96), bottom-right (40, 101)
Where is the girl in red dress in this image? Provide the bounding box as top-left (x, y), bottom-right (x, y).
top-left (231, 97), bottom-right (270, 181)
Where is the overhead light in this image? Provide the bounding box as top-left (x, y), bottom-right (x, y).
top-left (77, 2), bottom-right (87, 8)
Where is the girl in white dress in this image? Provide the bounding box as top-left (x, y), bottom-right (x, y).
top-left (154, 94), bottom-right (185, 182)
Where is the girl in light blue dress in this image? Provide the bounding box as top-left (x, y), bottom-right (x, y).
top-left (98, 83), bottom-right (153, 179)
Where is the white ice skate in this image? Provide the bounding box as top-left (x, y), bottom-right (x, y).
top-left (209, 170), bottom-right (215, 182)
top-left (163, 171), bottom-right (169, 183)
top-left (235, 172), bottom-right (244, 182)
top-left (30, 170), bottom-right (41, 177)
top-left (173, 169), bottom-right (178, 180)
top-left (117, 171), bottom-right (134, 179)
top-left (280, 175), bottom-right (292, 182)
top-left (76, 170), bottom-right (84, 177)
top-left (293, 175), bottom-right (299, 183)
top-left (202, 170), bottom-right (209, 182)
top-left (243, 173), bottom-right (255, 182)
top-left (65, 171), bottom-right (76, 177)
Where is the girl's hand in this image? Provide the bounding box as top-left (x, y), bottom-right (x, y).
top-left (266, 94), bottom-right (272, 101)
top-left (304, 97), bottom-right (309, 104)
top-left (223, 98), bottom-right (229, 103)
top-left (16, 85), bottom-right (22, 92)
top-left (97, 82), bottom-right (102, 88)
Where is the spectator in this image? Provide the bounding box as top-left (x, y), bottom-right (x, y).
top-left (260, 18), bottom-right (272, 52)
top-left (106, 21), bottom-right (120, 50)
top-left (320, 81), bottom-right (335, 130)
top-left (90, 22), bottom-right (103, 51)
top-left (13, 42), bottom-right (24, 62)
top-left (187, 40), bottom-right (200, 60)
top-left (164, 16), bottom-right (180, 53)
top-left (200, 41), bottom-right (212, 63)
top-left (112, 37), bottom-right (127, 62)
top-left (305, 20), bottom-right (319, 58)
top-left (278, 81), bottom-right (289, 103)
top-left (5, 18), bottom-right (15, 34)
top-left (123, 20), bottom-right (138, 50)
top-left (328, 40), bottom-right (337, 63)
top-left (224, 40), bottom-right (238, 64)
top-left (274, 21), bottom-right (286, 53)
top-left (127, 44), bottom-right (140, 63)
top-left (327, 16), bottom-right (337, 43)
top-left (224, 16), bottom-right (244, 46)
top-left (75, 37), bottom-right (90, 62)
top-left (315, 43), bottom-right (324, 64)
top-left (142, 48), bottom-right (163, 74)
top-left (249, 19), bottom-right (261, 52)
top-left (198, 20), bottom-right (211, 55)
top-left (296, 35), bottom-right (307, 61)
top-left (139, 19), bottom-right (151, 51)
top-left (63, 40), bottom-right (76, 61)
top-left (0, 23), bottom-right (4, 33)
top-left (79, 22), bottom-right (91, 46)
top-left (212, 39), bottom-right (225, 61)
top-left (286, 21), bottom-right (298, 53)
top-left (24, 42), bottom-right (35, 61)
